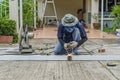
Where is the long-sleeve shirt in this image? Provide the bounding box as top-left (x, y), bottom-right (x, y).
top-left (57, 22), bottom-right (87, 47)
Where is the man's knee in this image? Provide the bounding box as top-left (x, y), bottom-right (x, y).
top-left (54, 49), bottom-right (66, 55)
top-left (73, 28), bottom-right (81, 41)
top-left (74, 28), bottom-right (80, 33)
top-left (74, 51), bottom-right (78, 55)
top-left (73, 48), bottom-right (79, 55)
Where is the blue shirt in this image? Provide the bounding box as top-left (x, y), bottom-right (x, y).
top-left (57, 22), bottom-right (87, 46)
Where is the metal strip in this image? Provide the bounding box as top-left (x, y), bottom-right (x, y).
top-left (0, 55), bottom-right (120, 61)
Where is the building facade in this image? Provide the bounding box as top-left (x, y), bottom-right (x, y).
top-left (9, 0), bottom-right (120, 31)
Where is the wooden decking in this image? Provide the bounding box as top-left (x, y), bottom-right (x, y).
top-left (0, 61), bottom-right (120, 80)
top-left (0, 36), bottom-right (120, 80)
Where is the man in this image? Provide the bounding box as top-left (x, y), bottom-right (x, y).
top-left (77, 9), bottom-right (87, 28)
top-left (54, 14), bottom-right (87, 55)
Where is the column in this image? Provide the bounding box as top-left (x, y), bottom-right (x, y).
top-left (91, 0), bottom-right (99, 28)
top-left (86, 0), bottom-right (91, 24)
top-left (9, 0), bottom-right (19, 32)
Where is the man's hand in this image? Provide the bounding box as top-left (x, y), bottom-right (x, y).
top-left (69, 41), bottom-right (78, 48)
top-left (64, 43), bottom-right (69, 49)
top-left (64, 41), bottom-right (78, 49)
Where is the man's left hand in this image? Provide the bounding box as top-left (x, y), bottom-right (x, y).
top-left (70, 41), bottom-right (78, 48)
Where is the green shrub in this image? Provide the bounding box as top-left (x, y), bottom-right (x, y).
top-left (103, 27), bottom-right (115, 33)
top-left (111, 5), bottom-right (120, 32)
top-left (13, 33), bottom-right (18, 43)
top-left (0, 18), bottom-right (18, 43)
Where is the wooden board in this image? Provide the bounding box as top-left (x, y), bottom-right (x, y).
top-left (0, 61), bottom-right (119, 80)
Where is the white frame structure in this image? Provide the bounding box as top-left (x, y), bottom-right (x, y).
top-left (41, 0), bottom-right (58, 26)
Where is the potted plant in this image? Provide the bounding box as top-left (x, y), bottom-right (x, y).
top-left (111, 5), bottom-right (120, 36)
top-left (0, 18), bottom-right (18, 43)
top-left (92, 13), bottom-right (100, 29)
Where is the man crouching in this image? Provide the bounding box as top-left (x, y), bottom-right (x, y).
top-left (54, 14), bottom-right (87, 55)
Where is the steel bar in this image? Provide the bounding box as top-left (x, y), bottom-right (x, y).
top-left (0, 55), bottom-right (120, 61)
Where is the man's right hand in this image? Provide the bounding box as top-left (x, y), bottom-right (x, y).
top-left (64, 43), bottom-right (69, 49)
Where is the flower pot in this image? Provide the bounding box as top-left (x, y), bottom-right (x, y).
top-left (0, 36), bottom-right (13, 43)
top-left (93, 23), bottom-right (100, 29)
top-left (116, 29), bottom-right (120, 37)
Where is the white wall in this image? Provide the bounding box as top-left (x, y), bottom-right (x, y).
top-left (55, 0), bottom-right (83, 19)
top-left (38, 0), bottom-right (83, 21)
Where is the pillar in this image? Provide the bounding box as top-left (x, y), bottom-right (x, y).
top-left (9, 0), bottom-right (19, 32)
top-left (91, 0), bottom-right (99, 28)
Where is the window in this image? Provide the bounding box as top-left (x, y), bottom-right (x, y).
top-left (116, 0), bottom-right (120, 5)
top-left (108, 0), bottom-right (115, 12)
top-left (99, 0), bottom-right (116, 12)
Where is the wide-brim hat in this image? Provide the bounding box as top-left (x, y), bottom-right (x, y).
top-left (61, 14), bottom-right (78, 27)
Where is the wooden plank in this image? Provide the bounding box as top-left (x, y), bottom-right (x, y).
top-left (0, 61), bottom-right (119, 80)
top-left (100, 61), bottom-right (120, 80)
